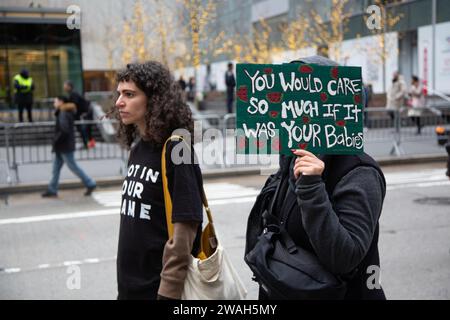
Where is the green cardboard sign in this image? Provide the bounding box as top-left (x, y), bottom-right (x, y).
top-left (236, 63), bottom-right (364, 155)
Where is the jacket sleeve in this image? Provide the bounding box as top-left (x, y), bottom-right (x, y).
top-left (410, 85), bottom-right (421, 97)
top-left (395, 81), bottom-right (407, 100)
top-left (53, 112), bottom-right (71, 146)
top-left (294, 166), bottom-right (384, 274)
top-left (58, 112), bottom-right (72, 137)
top-left (158, 221), bottom-right (199, 299)
top-left (14, 79), bottom-right (26, 91)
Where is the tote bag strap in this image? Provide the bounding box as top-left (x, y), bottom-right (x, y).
top-left (161, 135), bottom-right (213, 239)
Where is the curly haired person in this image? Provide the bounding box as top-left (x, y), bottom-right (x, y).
top-left (109, 61), bottom-right (204, 300)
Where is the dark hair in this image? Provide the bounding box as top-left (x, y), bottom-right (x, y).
top-left (64, 80), bottom-right (74, 89)
top-left (228, 62), bottom-right (233, 68)
top-left (108, 61), bottom-right (194, 148)
top-left (56, 95), bottom-right (69, 103)
top-left (412, 75), bottom-right (419, 82)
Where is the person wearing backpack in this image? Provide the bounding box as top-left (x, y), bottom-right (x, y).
top-left (245, 56), bottom-right (386, 300)
top-left (64, 80), bottom-right (96, 149)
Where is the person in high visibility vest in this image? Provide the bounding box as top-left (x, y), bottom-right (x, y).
top-left (14, 69), bottom-right (35, 122)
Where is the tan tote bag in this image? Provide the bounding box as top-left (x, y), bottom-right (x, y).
top-left (161, 135), bottom-right (247, 300)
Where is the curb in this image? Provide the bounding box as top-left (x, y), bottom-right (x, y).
top-left (0, 154), bottom-right (447, 195)
top-left (376, 154), bottom-right (448, 166)
top-left (0, 167), bottom-right (265, 195)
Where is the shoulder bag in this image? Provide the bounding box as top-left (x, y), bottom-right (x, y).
top-left (161, 135), bottom-right (247, 300)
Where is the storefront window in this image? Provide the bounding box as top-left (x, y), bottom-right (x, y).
top-left (0, 47), bottom-right (8, 109)
top-left (0, 22), bottom-right (82, 109)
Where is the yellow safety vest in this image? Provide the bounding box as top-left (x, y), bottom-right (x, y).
top-left (14, 74), bottom-right (33, 93)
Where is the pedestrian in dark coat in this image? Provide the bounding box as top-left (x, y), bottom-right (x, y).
top-left (225, 62), bottom-right (236, 114)
top-left (42, 96), bottom-right (96, 198)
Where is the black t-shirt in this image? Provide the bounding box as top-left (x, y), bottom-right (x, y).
top-left (117, 139), bottom-right (203, 299)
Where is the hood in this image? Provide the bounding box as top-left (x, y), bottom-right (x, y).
top-left (291, 55), bottom-right (339, 67)
top-left (291, 55), bottom-right (366, 107)
top-left (20, 69), bottom-right (29, 78)
top-left (58, 102), bottom-right (77, 112)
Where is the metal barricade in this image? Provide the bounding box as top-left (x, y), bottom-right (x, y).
top-left (222, 113), bottom-right (236, 135)
top-left (2, 107), bottom-right (449, 184)
top-left (364, 105), bottom-right (450, 156)
top-left (0, 119), bottom-right (127, 184)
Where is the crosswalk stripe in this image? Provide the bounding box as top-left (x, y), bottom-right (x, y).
top-left (0, 208), bottom-right (118, 225)
top-left (0, 257), bottom-right (117, 275)
top-left (1, 172), bottom-right (448, 226)
top-left (92, 182), bottom-right (261, 207)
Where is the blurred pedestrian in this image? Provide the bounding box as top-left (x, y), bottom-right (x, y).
top-left (446, 139), bottom-right (450, 180)
top-left (386, 71), bottom-right (407, 123)
top-left (363, 82), bottom-right (373, 130)
top-left (111, 61), bottom-right (203, 300)
top-left (14, 68), bottom-right (34, 122)
top-left (407, 75), bottom-right (425, 135)
top-left (64, 80), bottom-right (95, 149)
top-left (41, 96), bottom-right (96, 198)
top-left (178, 76), bottom-right (186, 91)
top-left (178, 76), bottom-right (187, 100)
top-left (187, 76), bottom-right (196, 103)
top-left (225, 62), bottom-right (236, 114)
top-left (204, 64), bottom-right (214, 92)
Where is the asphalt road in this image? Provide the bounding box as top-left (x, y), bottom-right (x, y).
top-left (0, 162), bottom-right (449, 300)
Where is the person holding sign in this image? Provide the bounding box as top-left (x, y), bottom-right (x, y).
top-left (109, 61), bottom-right (203, 300)
top-left (244, 56), bottom-right (386, 300)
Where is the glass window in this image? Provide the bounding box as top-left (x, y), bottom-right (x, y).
top-left (0, 22), bottom-right (82, 109)
top-left (0, 46), bottom-right (9, 108)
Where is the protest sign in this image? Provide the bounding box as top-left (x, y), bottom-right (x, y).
top-left (236, 63), bottom-right (364, 155)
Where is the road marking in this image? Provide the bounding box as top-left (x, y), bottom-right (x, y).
top-left (384, 169), bottom-right (450, 190)
top-left (1, 173), bottom-right (448, 226)
top-left (63, 261), bottom-right (82, 266)
top-left (0, 256), bottom-right (116, 275)
top-left (387, 180), bottom-right (450, 190)
top-left (0, 208), bottom-right (118, 225)
top-left (92, 182), bottom-right (261, 207)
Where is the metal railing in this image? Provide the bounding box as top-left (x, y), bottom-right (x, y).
top-left (0, 119), bottom-right (127, 183)
top-left (364, 106), bottom-right (450, 156)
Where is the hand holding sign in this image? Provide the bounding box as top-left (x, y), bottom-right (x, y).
top-left (292, 149), bottom-right (325, 178)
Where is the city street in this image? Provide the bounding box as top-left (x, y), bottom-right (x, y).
top-left (0, 162), bottom-right (449, 300)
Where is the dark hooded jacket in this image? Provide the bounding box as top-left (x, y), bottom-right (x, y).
top-left (53, 102), bottom-right (77, 153)
top-left (245, 56), bottom-right (386, 300)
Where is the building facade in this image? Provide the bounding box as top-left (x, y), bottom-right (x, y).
top-left (0, 6), bottom-right (83, 108)
top-left (1, 0), bottom-right (449, 109)
top-left (181, 0), bottom-right (450, 95)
